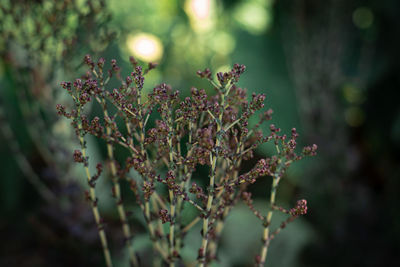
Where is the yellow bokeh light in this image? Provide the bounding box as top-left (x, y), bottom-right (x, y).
top-left (185, 0), bottom-right (215, 33)
top-left (191, 0), bottom-right (210, 19)
top-left (234, 1), bottom-right (271, 35)
top-left (126, 33), bottom-right (163, 62)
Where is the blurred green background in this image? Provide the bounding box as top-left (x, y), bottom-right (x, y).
top-left (1, 0), bottom-right (399, 266)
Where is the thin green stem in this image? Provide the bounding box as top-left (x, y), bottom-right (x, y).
top-left (100, 98), bottom-right (139, 267)
top-left (208, 140), bottom-right (243, 259)
top-left (77, 117), bottom-right (113, 267)
top-left (167, 111), bottom-right (177, 267)
top-left (258, 161), bottom-right (282, 267)
top-left (198, 89), bottom-right (227, 266)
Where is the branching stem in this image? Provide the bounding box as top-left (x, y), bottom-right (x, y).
top-left (258, 160), bottom-right (282, 266)
top-left (76, 116), bottom-right (113, 267)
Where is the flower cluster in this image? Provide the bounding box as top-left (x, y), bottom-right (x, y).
top-left (57, 55), bottom-right (317, 267)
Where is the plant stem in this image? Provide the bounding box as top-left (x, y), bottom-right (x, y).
top-left (258, 168), bottom-right (281, 266)
top-left (208, 151), bottom-right (242, 259)
top-left (169, 189), bottom-right (176, 267)
top-left (97, 70), bottom-right (139, 266)
top-left (198, 90), bottom-right (226, 266)
top-left (198, 152), bottom-right (217, 267)
top-left (134, 91), bottom-right (170, 265)
top-left (101, 103), bottom-right (139, 267)
top-left (144, 201), bottom-right (169, 261)
top-left (77, 126), bottom-right (113, 267)
top-left (167, 112), bottom-right (177, 267)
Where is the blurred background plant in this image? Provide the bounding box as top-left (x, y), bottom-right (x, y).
top-left (0, 0), bottom-right (399, 266)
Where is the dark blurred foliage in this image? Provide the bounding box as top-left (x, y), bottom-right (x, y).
top-left (0, 0), bottom-right (120, 266)
top-left (0, 0), bottom-right (399, 266)
top-left (275, 1), bottom-right (400, 266)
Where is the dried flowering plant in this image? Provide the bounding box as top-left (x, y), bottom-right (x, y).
top-left (57, 55), bottom-right (317, 267)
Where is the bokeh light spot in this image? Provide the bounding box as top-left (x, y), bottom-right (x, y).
top-left (185, 0), bottom-right (215, 33)
top-left (126, 33), bottom-right (163, 62)
top-left (343, 84), bottom-right (365, 104)
top-left (353, 7), bottom-right (374, 29)
top-left (191, 0), bottom-right (210, 19)
top-left (234, 1), bottom-right (271, 35)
